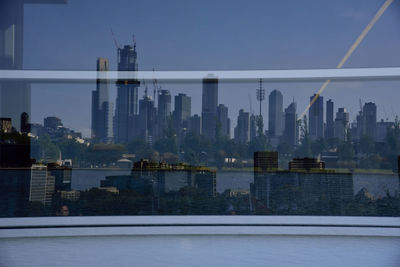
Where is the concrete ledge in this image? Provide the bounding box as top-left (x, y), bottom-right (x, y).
top-left (1, 216), bottom-right (399, 238)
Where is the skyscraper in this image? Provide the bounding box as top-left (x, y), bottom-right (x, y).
top-left (234, 109), bottom-right (250, 144)
top-left (268, 90), bottom-right (284, 145)
top-left (20, 112), bottom-right (30, 134)
top-left (202, 77), bottom-right (218, 140)
top-left (91, 58), bottom-right (113, 143)
top-left (157, 90), bottom-right (171, 138)
top-left (173, 93), bottom-right (191, 140)
top-left (309, 94), bottom-right (324, 140)
top-left (138, 95), bottom-right (156, 144)
top-left (334, 108), bottom-right (350, 141)
top-left (363, 102), bottom-right (377, 140)
top-left (188, 115), bottom-right (201, 135)
top-left (0, 0), bottom-right (66, 131)
top-left (326, 99), bottom-right (334, 139)
top-left (115, 44), bottom-right (140, 143)
top-left (283, 102), bottom-right (298, 147)
top-left (217, 104), bottom-right (230, 138)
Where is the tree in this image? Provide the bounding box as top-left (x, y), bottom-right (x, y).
top-left (311, 137), bottom-right (327, 157)
top-left (154, 116), bottom-right (177, 154)
top-left (359, 135), bottom-right (375, 156)
top-left (37, 134), bottom-right (60, 161)
top-left (58, 139), bottom-right (87, 163)
top-left (127, 138), bottom-right (154, 160)
top-left (85, 143), bottom-right (126, 166)
top-left (337, 130), bottom-right (355, 166)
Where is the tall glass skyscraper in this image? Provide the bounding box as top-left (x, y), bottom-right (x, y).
top-left (268, 90), bottom-right (284, 146)
top-left (0, 0), bottom-right (66, 131)
top-left (283, 102), bottom-right (298, 147)
top-left (363, 102), bottom-right (377, 140)
top-left (201, 76), bottom-right (218, 140)
top-left (91, 58), bottom-right (113, 143)
top-left (325, 99), bottom-right (334, 139)
top-left (157, 90), bottom-right (171, 137)
top-left (309, 94), bottom-right (324, 140)
top-left (115, 44), bottom-right (140, 143)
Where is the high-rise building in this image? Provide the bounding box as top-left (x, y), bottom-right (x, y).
top-left (188, 115), bottom-right (201, 135)
top-left (91, 58), bottom-right (113, 143)
top-left (376, 120), bottom-right (394, 143)
top-left (268, 90), bottom-right (284, 145)
top-left (173, 93), bottom-right (191, 140)
top-left (309, 94), bottom-right (324, 140)
top-left (234, 109), bottom-right (250, 144)
top-left (202, 77), bottom-right (218, 140)
top-left (157, 90), bottom-right (171, 138)
top-left (20, 112), bottom-right (30, 133)
top-left (47, 163), bottom-right (72, 191)
top-left (0, 1), bottom-right (66, 131)
top-left (115, 44), bottom-right (140, 143)
top-left (44, 116), bottom-right (62, 129)
top-left (363, 102), bottom-right (377, 141)
top-left (334, 108), bottom-right (349, 141)
top-left (217, 104), bottom-right (230, 138)
top-left (283, 102), bottom-right (298, 147)
top-left (0, 0), bottom-right (67, 131)
top-left (138, 96), bottom-right (156, 144)
top-left (355, 111), bottom-right (364, 141)
top-left (29, 164), bottom-right (55, 206)
top-left (326, 99), bottom-right (334, 139)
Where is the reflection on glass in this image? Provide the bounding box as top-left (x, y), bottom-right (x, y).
top-left (0, 1), bottom-right (400, 218)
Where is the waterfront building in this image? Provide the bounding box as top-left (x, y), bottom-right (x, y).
top-left (101, 160), bottom-right (216, 197)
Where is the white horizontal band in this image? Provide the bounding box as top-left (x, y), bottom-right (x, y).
top-left (0, 67), bottom-right (400, 83)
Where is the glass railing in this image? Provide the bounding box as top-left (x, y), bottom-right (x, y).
top-left (0, 0), bottom-right (399, 218)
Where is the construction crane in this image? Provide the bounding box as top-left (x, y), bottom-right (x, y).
top-left (111, 29), bottom-right (121, 49)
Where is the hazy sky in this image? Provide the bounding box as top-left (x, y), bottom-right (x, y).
top-left (22, 0), bottom-right (400, 137)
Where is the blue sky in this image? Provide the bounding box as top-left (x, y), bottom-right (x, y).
top-left (22, 0), bottom-right (400, 137)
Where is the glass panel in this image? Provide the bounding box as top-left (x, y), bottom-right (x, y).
top-left (0, 0), bottom-right (399, 217)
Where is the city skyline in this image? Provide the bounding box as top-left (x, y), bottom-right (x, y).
top-left (15, 0), bottom-right (400, 136)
